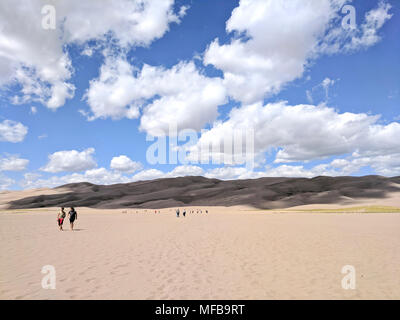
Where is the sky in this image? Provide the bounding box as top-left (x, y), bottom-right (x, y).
top-left (0, 0), bottom-right (399, 190)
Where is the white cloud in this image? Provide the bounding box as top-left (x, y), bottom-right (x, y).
top-left (205, 167), bottom-right (251, 180)
top-left (204, 161), bottom-right (348, 180)
top-left (0, 120), bottom-right (28, 143)
top-left (203, 0), bottom-right (392, 104)
top-left (83, 55), bottom-right (141, 120)
top-left (0, 155), bottom-right (29, 171)
top-left (348, 1), bottom-right (392, 49)
top-left (59, 0), bottom-right (187, 47)
top-left (187, 101), bottom-right (400, 173)
top-left (30, 106), bottom-right (37, 114)
top-left (110, 155), bottom-right (142, 173)
top-left (0, 0), bottom-right (186, 109)
top-left (85, 57), bottom-right (227, 135)
top-left (130, 165), bottom-right (204, 181)
top-left (41, 148), bottom-right (97, 173)
top-left (130, 169), bottom-right (166, 182)
top-left (166, 165), bottom-right (204, 177)
top-left (321, 77), bottom-right (334, 87)
top-left (331, 153), bottom-right (400, 177)
top-left (0, 173), bottom-right (14, 190)
top-left (21, 167), bottom-right (130, 189)
top-left (319, 1), bottom-right (393, 53)
top-left (21, 165), bottom-right (205, 189)
top-left (203, 0), bottom-right (344, 104)
top-left (306, 77), bottom-right (338, 103)
top-left (139, 62), bottom-right (227, 135)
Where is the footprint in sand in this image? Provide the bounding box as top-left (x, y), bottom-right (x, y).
top-left (65, 287), bottom-right (78, 294)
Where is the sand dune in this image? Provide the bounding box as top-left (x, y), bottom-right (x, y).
top-left (0, 187), bottom-right (70, 210)
top-left (6, 175), bottom-right (400, 210)
top-left (1, 207), bottom-right (399, 300)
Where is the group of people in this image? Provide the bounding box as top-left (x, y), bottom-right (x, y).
top-left (176, 208), bottom-right (208, 217)
top-left (57, 207), bottom-right (78, 231)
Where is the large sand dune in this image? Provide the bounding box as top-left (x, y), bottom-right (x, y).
top-left (5, 175), bottom-right (400, 210)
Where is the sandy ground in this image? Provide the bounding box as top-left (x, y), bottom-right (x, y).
top-left (1, 206), bottom-right (399, 300)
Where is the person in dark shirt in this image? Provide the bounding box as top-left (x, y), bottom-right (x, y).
top-left (68, 207), bottom-right (78, 231)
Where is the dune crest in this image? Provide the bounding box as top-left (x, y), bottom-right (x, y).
top-left (5, 175), bottom-right (400, 210)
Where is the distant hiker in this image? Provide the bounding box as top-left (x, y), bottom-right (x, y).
top-left (176, 208), bottom-right (180, 217)
top-left (68, 207), bottom-right (77, 231)
top-left (206, 210), bottom-right (208, 214)
top-left (183, 209), bottom-right (186, 217)
top-left (57, 207), bottom-right (66, 231)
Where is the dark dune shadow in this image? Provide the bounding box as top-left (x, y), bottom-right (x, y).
top-left (8, 175), bottom-right (400, 210)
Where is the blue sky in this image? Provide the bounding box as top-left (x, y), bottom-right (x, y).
top-left (0, 0), bottom-right (399, 190)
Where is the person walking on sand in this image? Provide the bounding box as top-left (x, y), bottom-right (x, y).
top-left (68, 207), bottom-right (77, 230)
top-left (183, 209), bottom-right (186, 217)
top-left (176, 208), bottom-right (180, 218)
top-left (57, 207), bottom-right (66, 231)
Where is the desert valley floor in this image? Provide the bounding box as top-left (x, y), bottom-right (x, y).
top-left (1, 207), bottom-right (399, 300)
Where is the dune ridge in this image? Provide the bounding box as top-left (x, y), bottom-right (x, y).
top-left (6, 175), bottom-right (400, 210)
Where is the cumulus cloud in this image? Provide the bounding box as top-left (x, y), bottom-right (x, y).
top-left (21, 165), bottom-right (205, 189)
top-left (203, 0), bottom-right (392, 104)
top-left (0, 120), bottom-right (28, 143)
top-left (21, 167), bottom-right (131, 189)
top-left (130, 168), bottom-right (165, 182)
top-left (166, 165), bottom-right (204, 177)
top-left (204, 150), bottom-right (400, 180)
top-left (83, 55), bottom-right (141, 120)
top-left (0, 0), bottom-right (186, 109)
top-left (139, 62), bottom-right (227, 135)
top-left (41, 148), bottom-right (97, 173)
top-left (85, 57), bottom-right (227, 135)
top-left (131, 165), bottom-right (204, 181)
top-left (204, 162), bottom-right (343, 180)
top-left (187, 101), bottom-right (400, 172)
top-left (331, 153), bottom-right (400, 177)
top-left (0, 155), bottom-right (29, 171)
top-left (59, 0), bottom-right (187, 47)
top-left (205, 167), bottom-right (250, 180)
top-left (110, 155), bottom-right (142, 173)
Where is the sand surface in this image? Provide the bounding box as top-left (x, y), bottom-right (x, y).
top-left (1, 207), bottom-right (399, 300)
